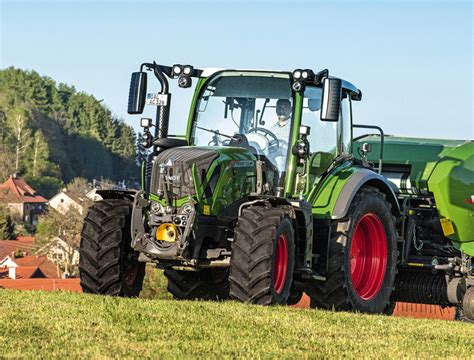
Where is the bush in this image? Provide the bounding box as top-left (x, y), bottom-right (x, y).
top-left (0, 205), bottom-right (15, 240)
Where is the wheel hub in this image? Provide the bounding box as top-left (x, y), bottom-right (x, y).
top-left (350, 213), bottom-right (387, 300)
top-left (273, 234), bottom-right (288, 294)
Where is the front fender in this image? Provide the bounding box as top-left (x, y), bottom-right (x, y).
top-left (94, 189), bottom-right (138, 202)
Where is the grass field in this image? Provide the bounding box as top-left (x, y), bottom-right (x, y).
top-left (1, 290), bottom-right (472, 359)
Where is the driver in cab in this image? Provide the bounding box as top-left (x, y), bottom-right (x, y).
top-left (270, 99), bottom-right (292, 140)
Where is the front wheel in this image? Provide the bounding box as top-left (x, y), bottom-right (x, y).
top-left (229, 206), bottom-right (295, 305)
top-left (79, 199), bottom-right (145, 297)
top-left (307, 186), bottom-right (397, 314)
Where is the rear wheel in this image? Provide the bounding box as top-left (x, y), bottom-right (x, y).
top-left (458, 286), bottom-right (474, 322)
top-left (307, 186), bottom-right (397, 313)
top-left (164, 268), bottom-right (229, 300)
top-left (229, 206), bottom-right (295, 305)
top-left (79, 199), bottom-right (145, 297)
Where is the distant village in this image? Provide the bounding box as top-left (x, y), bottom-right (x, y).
top-left (0, 175), bottom-right (127, 290)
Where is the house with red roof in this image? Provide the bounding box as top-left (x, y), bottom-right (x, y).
top-left (0, 236), bottom-right (39, 259)
top-left (0, 254), bottom-right (61, 279)
top-left (0, 236), bottom-right (75, 291)
top-left (0, 236), bottom-right (62, 279)
top-left (0, 175), bottom-right (48, 226)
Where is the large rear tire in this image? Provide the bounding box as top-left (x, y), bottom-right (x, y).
top-left (457, 286), bottom-right (474, 322)
top-left (229, 206), bottom-right (295, 305)
top-left (307, 186), bottom-right (397, 314)
top-left (79, 199), bottom-right (145, 297)
top-left (164, 268), bottom-right (229, 300)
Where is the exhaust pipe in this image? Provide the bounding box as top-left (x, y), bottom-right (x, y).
top-left (152, 62), bottom-right (171, 153)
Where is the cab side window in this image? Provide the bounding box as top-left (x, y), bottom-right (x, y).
top-left (302, 86), bottom-right (337, 179)
top-left (302, 86), bottom-right (338, 156)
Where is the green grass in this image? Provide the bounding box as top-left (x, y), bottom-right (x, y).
top-left (0, 290), bottom-right (472, 359)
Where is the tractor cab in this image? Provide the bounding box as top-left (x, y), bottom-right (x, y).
top-left (132, 63), bottom-right (361, 199)
top-left (191, 70), bottom-right (294, 196)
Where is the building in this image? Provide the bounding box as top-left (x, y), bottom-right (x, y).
top-left (0, 236), bottom-right (38, 259)
top-left (0, 175), bottom-right (48, 226)
top-left (39, 236), bottom-right (80, 277)
top-left (49, 190), bottom-right (85, 215)
top-left (0, 236), bottom-right (62, 279)
top-left (0, 254), bottom-right (61, 279)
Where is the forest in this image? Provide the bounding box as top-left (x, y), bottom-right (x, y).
top-left (0, 67), bottom-right (139, 198)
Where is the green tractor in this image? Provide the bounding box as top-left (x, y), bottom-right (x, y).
top-left (79, 62), bottom-right (474, 318)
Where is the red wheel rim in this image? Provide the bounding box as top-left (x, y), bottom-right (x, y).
top-left (350, 213), bottom-right (387, 301)
top-left (273, 234), bottom-right (288, 294)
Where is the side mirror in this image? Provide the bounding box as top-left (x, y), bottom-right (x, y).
top-left (320, 78), bottom-right (342, 122)
top-left (128, 72), bottom-right (147, 114)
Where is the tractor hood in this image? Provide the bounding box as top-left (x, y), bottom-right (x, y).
top-left (150, 146), bottom-right (257, 213)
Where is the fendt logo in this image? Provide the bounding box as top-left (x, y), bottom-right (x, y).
top-left (159, 158), bottom-right (174, 174)
top-left (165, 175), bottom-right (180, 182)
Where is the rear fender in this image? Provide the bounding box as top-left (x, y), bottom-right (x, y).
top-left (332, 170), bottom-right (400, 220)
top-left (311, 166), bottom-right (400, 220)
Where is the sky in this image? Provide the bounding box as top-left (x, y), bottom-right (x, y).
top-left (1, 0), bottom-right (472, 140)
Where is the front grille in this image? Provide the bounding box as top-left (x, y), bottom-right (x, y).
top-left (150, 147), bottom-right (219, 200)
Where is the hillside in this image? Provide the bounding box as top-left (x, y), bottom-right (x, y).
top-left (0, 68), bottom-right (138, 197)
top-left (0, 290), bottom-right (472, 358)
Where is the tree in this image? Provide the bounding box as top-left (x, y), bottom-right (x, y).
top-left (65, 177), bottom-right (93, 209)
top-left (0, 205), bottom-right (15, 240)
top-left (0, 140), bottom-right (16, 181)
top-left (30, 131), bottom-right (50, 178)
top-left (11, 112), bottom-right (32, 173)
top-left (25, 176), bottom-right (63, 200)
top-left (36, 206), bottom-right (85, 276)
top-left (0, 67), bottom-right (139, 188)
top-left (66, 177), bottom-right (90, 195)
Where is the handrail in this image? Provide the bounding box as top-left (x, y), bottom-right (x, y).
top-left (353, 124), bottom-right (385, 174)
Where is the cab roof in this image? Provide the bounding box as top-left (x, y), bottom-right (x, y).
top-left (200, 68), bottom-right (361, 100)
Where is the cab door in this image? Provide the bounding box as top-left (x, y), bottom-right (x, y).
top-left (301, 86), bottom-right (352, 191)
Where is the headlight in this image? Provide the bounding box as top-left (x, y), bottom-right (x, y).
top-left (178, 76), bottom-right (192, 88)
top-left (172, 64), bottom-right (182, 77)
top-left (292, 69), bottom-right (302, 80)
top-left (140, 118), bottom-right (152, 128)
top-left (181, 204), bottom-right (193, 214)
top-left (183, 65), bottom-right (193, 76)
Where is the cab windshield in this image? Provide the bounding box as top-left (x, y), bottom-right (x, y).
top-left (191, 72), bottom-right (293, 174)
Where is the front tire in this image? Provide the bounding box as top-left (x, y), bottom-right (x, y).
top-left (307, 186), bottom-right (397, 314)
top-left (79, 199), bottom-right (145, 297)
top-left (229, 206), bottom-right (295, 305)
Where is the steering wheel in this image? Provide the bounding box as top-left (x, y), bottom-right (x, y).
top-left (247, 127), bottom-right (279, 148)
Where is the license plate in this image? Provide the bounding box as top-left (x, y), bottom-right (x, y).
top-left (146, 93), bottom-right (169, 106)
